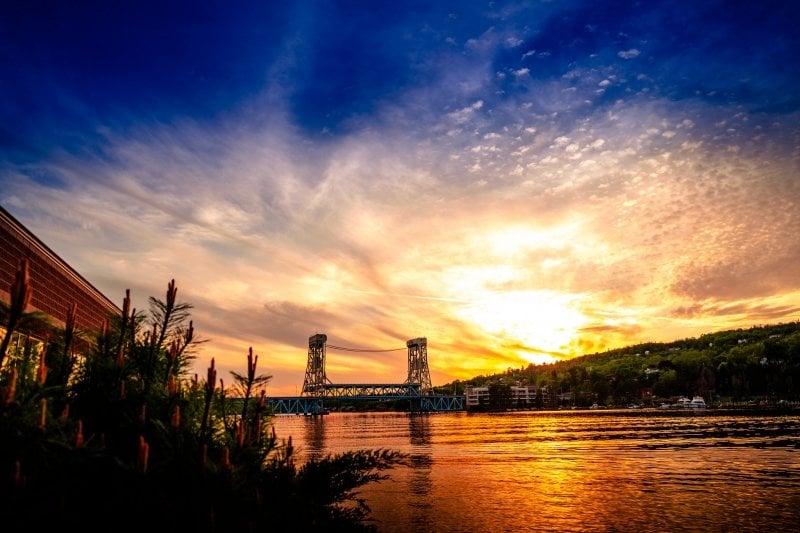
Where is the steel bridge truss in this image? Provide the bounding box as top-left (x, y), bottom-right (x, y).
top-left (302, 334), bottom-right (436, 397)
top-left (302, 333), bottom-right (332, 396)
top-left (290, 333), bottom-right (462, 414)
top-left (405, 337), bottom-right (432, 392)
top-left (267, 397), bottom-right (325, 415)
top-left (320, 383), bottom-right (421, 398)
top-left (421, 395), bottom-right (465, 411)
top-left (265, 395), bottom-right (463, 415)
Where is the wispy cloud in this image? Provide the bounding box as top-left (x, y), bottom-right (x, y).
top-left (618, 48), bottom-right (640, 59)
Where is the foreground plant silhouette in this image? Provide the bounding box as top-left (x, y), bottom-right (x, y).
top-left (0, 268), bottom-right (406, 532)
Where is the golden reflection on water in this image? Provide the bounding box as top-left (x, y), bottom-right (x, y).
top-left (273, 411), bottom-right (800, 532)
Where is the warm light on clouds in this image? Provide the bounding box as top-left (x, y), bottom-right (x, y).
top-left (2, 1), bottom-right (799, 394)
top-left (456, 290), bottom-right (587, 364)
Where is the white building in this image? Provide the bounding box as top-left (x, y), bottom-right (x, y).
top-left (511, 385), bottom-right (538, 405)
top-left (465, 386), bottom-right (489, 407)
top-left (465, 384), bottom-right (542, 408)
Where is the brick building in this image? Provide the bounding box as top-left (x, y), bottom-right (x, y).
top-left (1, 205), bottom-right (119, 336)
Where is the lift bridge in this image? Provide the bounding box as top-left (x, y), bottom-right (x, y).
top-left (266, 334), bottom-right (464, 415)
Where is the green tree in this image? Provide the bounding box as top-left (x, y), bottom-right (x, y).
top-left (653, 368), bottom-right (678, 398)
top-left (488, 382), bottom-right (512, 410)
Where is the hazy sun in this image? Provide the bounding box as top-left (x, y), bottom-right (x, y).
top-left (456, 290), bottom-right (586, 364)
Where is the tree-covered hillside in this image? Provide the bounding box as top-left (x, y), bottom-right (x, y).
top-left (438, 322), bottom-right (800, 408)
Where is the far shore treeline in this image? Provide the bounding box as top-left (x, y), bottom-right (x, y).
top-left (436, 322), bottom-right (800, 410)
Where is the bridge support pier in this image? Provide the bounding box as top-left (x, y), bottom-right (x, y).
top-left (405, 337), bottom-right (432, 394)
top-left (302, 333), bottom-right (331, 396)
top-left (285, 333), bottom-right (462, 414)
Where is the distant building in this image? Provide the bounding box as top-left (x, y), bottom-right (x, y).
top-left (465, 386), bottom-right (489, 407)
top-left (465, 383), bottom-right (551, 409)
top-left (511, 384), bottom-right (537, 405)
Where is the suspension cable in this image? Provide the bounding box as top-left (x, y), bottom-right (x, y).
top-left (325, 344), bottom-right (406, 352)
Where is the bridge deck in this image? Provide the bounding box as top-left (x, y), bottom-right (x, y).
top-left (264, 393), bottom-right (465, 415)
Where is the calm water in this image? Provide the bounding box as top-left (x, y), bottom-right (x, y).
top-left (272, 410), bottom-right (800, 532)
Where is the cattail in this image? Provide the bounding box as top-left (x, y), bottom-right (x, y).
top-left (39, 398), bottom-right (47, 430)
top-left (99, 318), bottom-right (112, 356)
top-left (168, 339), bottom-right (179, 363)
top-left (61, 404), bottom-right (70, 422)
top-left (254, 415), bottom-right (261, 440)
top-left (122, 289), bottom-right (131, 319)
top-left (116, 289), bottom-right (131, 366)
top-left (2, 368), bottom-right (18, 405)
top-left (199, 359), bottom-right (217, 444)
top-left (13, 459), bottom-right (22, 488)
top-left (247, 347), bottom-right (258, 381)
top-left (285, 436), bottom-right (294, 468)
top-left (150, 322), bottom-right (157, 349)
top-left (185, 320), bottom-right (194, 345)
top-left (236, 420), bottom-right (244, 447)
top-left (168, 375), bottom-right (178, 396)
top-left (166, 279), bottom-right (177, 309)
top-left (75, 420), bottom-right (84, 448)
top-left (128, 307), bottom-right (136, 342)
top-left (220, 446), bottom-right (231, 471)
top-left (138, 436), bottom-right (149, 475)
top-left (171, 404), bottom-right (181, 429)
top-left (63, 303), bottom-right (76, 366)
top-left (37, 347), bottom-right (48, 386)
top-left (207, 359), bottom-right (217, 391)
top-left (138, 404), bottom-right (147, 425)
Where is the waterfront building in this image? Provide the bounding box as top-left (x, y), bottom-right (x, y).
top-left (465, 386), bottom-right (489, 407)
top-left (511, 384), bottom-right (538, 406)
top-left (465, 383), bottom-right (551, 410)
top-left (0, 206), bottom-right (118, 356)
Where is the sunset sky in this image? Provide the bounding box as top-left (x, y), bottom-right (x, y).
top-left (2, 1), bottom-right (799, 395)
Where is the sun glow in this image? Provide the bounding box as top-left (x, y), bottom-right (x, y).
top-left (456, 290), bottom-right (587, 364)
top-left (485, 222), bottom-right (582, 257)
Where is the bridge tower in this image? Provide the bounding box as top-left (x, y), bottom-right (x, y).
top-left (405, 337), bottom-right (432, 394)
top-left (302, 333), bottom-right (331, 396)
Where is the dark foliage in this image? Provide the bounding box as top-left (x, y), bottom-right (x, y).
top-left (1, 273), bottom-right (406, 532)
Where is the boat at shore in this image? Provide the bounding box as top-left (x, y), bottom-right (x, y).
top-left (689, 396), bottom-right (707, 408)
top-left (659, 396), bottom-right (707, 409)
top-left (675, 396), bottom-right (707, 408)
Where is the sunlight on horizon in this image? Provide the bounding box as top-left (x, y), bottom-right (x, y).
top-left (456, 290), bottom-right (588, 364)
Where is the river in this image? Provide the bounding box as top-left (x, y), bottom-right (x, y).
top-left (271, 409), bottom-right (800, 532)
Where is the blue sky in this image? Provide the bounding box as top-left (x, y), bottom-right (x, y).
top-left (2, 1), bottom-right (799, 394)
